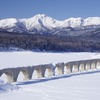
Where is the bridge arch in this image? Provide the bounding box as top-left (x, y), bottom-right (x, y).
top-left (79, 61), bottom-right (85, 72)
top-left (72, 62), bottom-right (80, 73)
top-left (19, 66), bottom-right (34, 81)
top-left (96, 59), bottom-right (100, 69)
top-left (55, 63), bottom-right (65, 75)
top-left (33, 65), bottom-right (46, 78)
top-left (85, 61), bottom-right (91, 71)
top-left (0, 59), bottom-right (100, 83)
top-left (65, 63), bottom-right (72, 74)
top-left (2, 68), bottom-right (20, 83)
top-left (91, 60), bottom-right (96, 70)
top-left (44, 64), bottom-right (54, 77)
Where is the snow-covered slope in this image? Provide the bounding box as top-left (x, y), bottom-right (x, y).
top-left (0, 14), bottom-right (100, 36)
top-left (0, 18), bottom-right (17, 28)
top-left (20, 14), bottom-right (62, 30)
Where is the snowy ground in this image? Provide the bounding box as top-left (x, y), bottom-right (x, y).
top-left (0, 51), bottom-right (99, 69)
top-left (1, 71), bottom-right (100, 100)
top-left (0, 52), bottom-right (100, 100)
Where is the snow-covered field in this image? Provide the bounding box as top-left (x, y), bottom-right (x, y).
top-left (0, 51), bottom-right (99, 69)
top-left (0, 51), bottom-right (100, 100)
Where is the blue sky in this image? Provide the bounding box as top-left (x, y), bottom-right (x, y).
top-left (0, 0), bottom-right (100, 20)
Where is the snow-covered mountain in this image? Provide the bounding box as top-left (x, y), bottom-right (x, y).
top-left (0, 14), bottom-right (100, 36)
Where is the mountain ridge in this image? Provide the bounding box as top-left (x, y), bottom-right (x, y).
top-left (0, 14), bottom-right (100, 36)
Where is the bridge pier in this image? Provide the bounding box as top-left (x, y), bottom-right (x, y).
top-left (85, 62), bottom-right (91, 71)
top-left (44, 64), bottom-right (54, 77)
top-left (55, 63), bottom-right (64, 75)
top-left (91, 61), bottom-right (96, 70)
top-left (96, 60), bottom-right (100, 69)
top-left (72, 63), bottom-right (79, 73)
top-left (79, 63), bottom-right (85, 72)
top-left (0, 59), bottom-right (100, 83)
top-left (2, 68), bottom-right (20, 83)
top-left (20, 67), bottom-right (34, 80)
top-left (34, 65), bottom-right (46, 78)
top-left (46, 67), bottom-right (54, 77)
top-left (65, 63), bottom-right (72, 74)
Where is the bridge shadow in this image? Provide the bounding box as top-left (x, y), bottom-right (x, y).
top-left (16, 69), bottom-right (100, 85)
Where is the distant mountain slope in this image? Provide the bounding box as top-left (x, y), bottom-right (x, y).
top-left (0, 14), bottom-right (100, 37)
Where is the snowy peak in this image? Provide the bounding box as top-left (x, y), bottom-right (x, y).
top-left (84, 17), bottom-right (100, 26)
top-left (32, 14), bottom-right (47, 19)
top-left (26, 14), bottom-right (61, 28)
top-left (0, 14), bottom-right (100, 28)
top-left (0, 14), bottom-right (100, 35)
top-left (63, 17), bottom-right (83, 27)
top-left (0, 18), bottom-right (18, 28)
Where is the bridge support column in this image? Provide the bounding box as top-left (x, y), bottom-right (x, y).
top-left (91, 62), bottom-right (96, 70)
top-left (44, 64), bottom-right (54, 77)
top-left (55, 63), bottom-right (64, 75)
top-left (79, 64), bottom-right (85, 72)
top-left (46, 67), bottom-right (54, 77)
top-left (85, 63), bottom-right (91, 71)
top-left (21, 67), bottom-right (34, 80)
top-left (3, 68), bottom-right (20, 83)
top-left (96, 60), bottom-right (100, 69)
top-left (72, 64), bottom-right (79, 73)
top-left (34, 66), bottom-right (46, 78)
top-left (66, 64), bottom-right (72, 74)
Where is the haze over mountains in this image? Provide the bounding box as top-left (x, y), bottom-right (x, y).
top-left (0, 14), bottom-right (100, 37)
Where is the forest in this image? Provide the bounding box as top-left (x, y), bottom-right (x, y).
top-left (0, 31), bottom-right (100, 52)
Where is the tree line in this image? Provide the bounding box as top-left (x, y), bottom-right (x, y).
top-left (0, 32), bottom-right (100, 52)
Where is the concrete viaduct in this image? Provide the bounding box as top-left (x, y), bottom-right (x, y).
top-left (0, 59), bottom-right (100, 83)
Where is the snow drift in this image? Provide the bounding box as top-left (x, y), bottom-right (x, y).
top-left (0, 79), bottom-right (19, 93)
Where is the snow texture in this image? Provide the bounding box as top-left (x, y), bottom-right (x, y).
top-left (1, 70), bottom-right (100, 100)
top-left (0, 79), bottom-right (19, 93)
top-left (0, 52), bottom-right (100, 100)
top-left (0, 52), bottom-right (98, 69)
top-left (0, 14), bottom-right (100, 33)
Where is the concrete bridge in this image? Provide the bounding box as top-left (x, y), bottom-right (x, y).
top-left (0, 59), bottom-right (100, 83)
